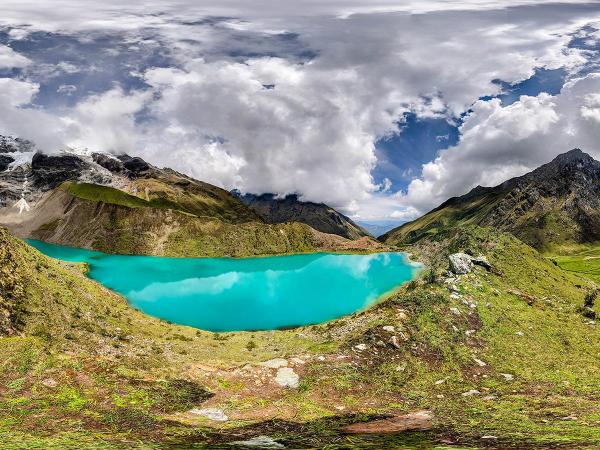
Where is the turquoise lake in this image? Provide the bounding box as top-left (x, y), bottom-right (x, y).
top-left (28, 240), bottom-right (421, 332)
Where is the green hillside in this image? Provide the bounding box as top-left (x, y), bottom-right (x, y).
top-left (24, 182), bottom-right (382, 257)
top-left (1, 225), bottom-right (599, 448)
top-left (382, 150), bottom-right (600, 253)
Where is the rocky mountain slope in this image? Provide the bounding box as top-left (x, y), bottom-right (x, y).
top-left (382, 149), bottom-right (600, 252)
top-left (234, 192), bottom-right (371, 240)
top-left (0, 137), bottom-right (381, 256)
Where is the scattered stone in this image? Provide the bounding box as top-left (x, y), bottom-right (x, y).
top-left (450, 293), bottom-right (461, 300)
top-left (342, 410), bottom-right (433, 434)
top-left (562, 415), bottom-right (578, 421)
top-left (231, 436), bottom-right (285, 448)
top-left (483, 395), bottom-right (497, 401)
top-left (508, 289), bottom-right (536, 306)
top-left (472, 256), bottom-right (492, 271)
top-left (435, 378), bottom-right (447, 385)
top-left (473, 358), bottom-right (487, 367)
top-left (500, 373), bottom-right (514, 381)
top-left (449, 253), bottom-right (474, 275)
top-left (260, 358), bottom-right (288, 369)
top-left (390, 335), bottom-right (402, 349)
top-left (450, 307), bottom-right (461, 316)
top-left (41, 378), bottom-right (58, 388)
top-left (462, 389), bottom-right (481, 396)
top-left (317, 356), bottom-right (326, 361)
top-left (382, 325), bottom-right (396, 332)
top-left (189, 408), bottom-right (228, 422)
top-left (275, 367), bottom-right (299, 388)
top-left (354, 343), bottom-right (368, 351)
top-left (290, 357), bottom-right (306, 365)
top-left (465, 330), bottom-right (476, 336)
top-left (515, 331), bottom-right (524, 337)
top-left (376, 340), bottom-right (386, 347)
top-left (436, 394), bottom-right (445, 399)
top-left (335, 405), bottom-right (346, 411)
top-left (582, 307), bottom-right (596, 319)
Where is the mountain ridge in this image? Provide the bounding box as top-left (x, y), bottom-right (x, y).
top-left (0, 137), bottom-right (384, 256)
top-left (381, 148), bottom-right (600, 251)
top-left (234, 191), bottom-right (371, 240)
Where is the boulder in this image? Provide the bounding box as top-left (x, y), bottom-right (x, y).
top-left (275, 367), bottom-right (299, 388)
top-left (449, 253), bottom-right (474, 275)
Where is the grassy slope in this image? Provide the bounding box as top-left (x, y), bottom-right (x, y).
top-left (33, 183), bottom-right (331, 257)
top-left (381, 189), bottom-right (507, 246)
top-left (381, 188), bottom-right (588, 255)
top-left (554, 243), bottom-right (600, 283)
top-left (1, 225), bottom-right (600, 448)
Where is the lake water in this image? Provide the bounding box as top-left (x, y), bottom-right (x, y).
top-left (28, 240), bottom-right (421, 332)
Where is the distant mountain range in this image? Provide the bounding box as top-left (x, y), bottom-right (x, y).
top-left (0, 136), bottom-right (383, 256)
top-left (356, 220), bottom-right (405, 238)
top-left (233, 192), bottom-right (371, 240)
top-left (382, 149), bottom-right (600, 252)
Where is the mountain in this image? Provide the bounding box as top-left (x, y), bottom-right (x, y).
top-left (234, 192), bottom-right (371, 240)
top-left (357, 220), bottom-right (405, 238)
top-left (0, 139), bottom-right (383, 256)
top-left (382, 149), bottom-right (600, 252)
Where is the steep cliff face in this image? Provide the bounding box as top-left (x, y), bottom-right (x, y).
top-left (235, 192), bottom-right (371, 240)
top-left (382, 149), bottom-right (600, 251)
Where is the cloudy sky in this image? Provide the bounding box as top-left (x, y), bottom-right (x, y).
top-left (1, 1), bottom-right (600, 224)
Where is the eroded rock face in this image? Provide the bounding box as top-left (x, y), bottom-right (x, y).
top-left (92, 153), bottom-right (127, 175)
top-left (0, 155), bottom-right (14, 172)
top-left (449, 253), bottom-right (474, 275)
top-left (31, 153), bottom-right (88, 190)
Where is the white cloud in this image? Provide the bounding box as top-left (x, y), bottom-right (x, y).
top-left (0, 44), bottom-right (30, 69)
top-left (64, 88), bottom-right (151, 154)
top-left (397, 73), bottom-right (600, 215)
top-left (0, 78), bottom-right (64, 151)
top-left (0, 1), bottom-right (599, 221)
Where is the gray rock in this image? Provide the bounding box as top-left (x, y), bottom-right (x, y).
top-left (259, 358), bottom-right (288, 369)
top-left (231, 436), bottom-right (285, 448)
top-left (275, 367), bottom-right (299, 388)
top-left (462, 389), bottom-right (481, 396)
top-left (449, 253), bottom-right (474, 275)
top-left (472, 255), bottom-right (492, 271)
top-left (41, 378), bottom-right (58, 388)
top-left (189, 408), bottom-right (228, 421)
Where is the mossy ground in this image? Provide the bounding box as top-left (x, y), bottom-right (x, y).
top-left (1, 226), bottom-right (599, 449)
top-left (553, 242), bottom-right (600, 284)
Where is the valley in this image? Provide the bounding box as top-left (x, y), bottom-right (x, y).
top-left (0, 148), bottom-right (599, 449)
